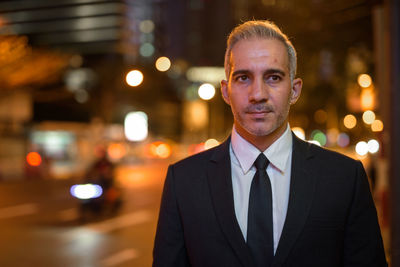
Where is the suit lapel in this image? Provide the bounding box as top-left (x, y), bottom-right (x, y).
top-left (207, 138), bottom-right (255, 267)
top-left (273, 134), bottom-right (317, 266)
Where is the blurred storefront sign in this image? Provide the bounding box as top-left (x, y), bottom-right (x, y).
top-left (0, 92), bottom-right (32, 180)
top-left (29, 130), bottom-right (77, 179)
top-left (186, 67), bottom-right (225, 84)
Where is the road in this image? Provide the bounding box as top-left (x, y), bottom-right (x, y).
top-left (0, 160), bottom-right (170, 267)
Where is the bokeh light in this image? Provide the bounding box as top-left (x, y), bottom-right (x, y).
top-left (126, 70), bottom-right (144, 87)
top-left (124, 111), bottom-right (148, 141)
top-left (360, 88), bottom-right (375, 110)
top-left (107, 143), bottom-right (126, 161)
top-left (367, 139), bottom-right (379, 154)
top-left (149, 142), bottom-right (159, 156)
top-left (371, 119), bottom-right (384, 132)
top-left (75, 89), bottom-right (89, 103)
top-left (357, 73), bottom-right (372, 88)
top-left (327, 128), bottom-right (339, 145)
top-left (292, 127), bottom-right (305, 140)
top-left (155, 56), bottom-right (171, 72)
top-left (149, 141), bottom-right (172, 158)
top-left (140, 43), bottom-right (155, 57)
top-left (362, 110), bottom-right (376, 125)
top-left (70, 184), bottom-right (103, 200)
top-left (26, 152), bottom-right (42, 166)
top-left (198, 83), bottom-right (215, 100)
top-left (343, 114), bottom-right (357, 129)
top-left (311, 130), bottom-right (326, 146)
top-left (337, 133), bottom-right (350, 147)
top-left (155, 143), bottom-right (172, 158)
top-left (204, 139), bottom-right (219, 150)
top-left (355, 141), bottom-right (368, 156)
top-left (139, 20), bottom-right (155, 33)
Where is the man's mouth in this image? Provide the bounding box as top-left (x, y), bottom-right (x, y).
top-left (245, 104), bottom-right (273, 114)
top-left (246, 106), bottom-right (273, 114)
top-left (247, 111), bottom-right (271, 119)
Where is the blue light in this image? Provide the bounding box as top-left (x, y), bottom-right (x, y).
top-left (70, 184), bottom-right (103, 199)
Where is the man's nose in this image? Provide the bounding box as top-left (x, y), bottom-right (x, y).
top-left (249, 78), bottom-right (268, 102)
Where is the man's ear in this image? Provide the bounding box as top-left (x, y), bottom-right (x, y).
top-left (289, 78), bottom-right (302, 105)
top-left (220, 79), bottom-right (231, 105)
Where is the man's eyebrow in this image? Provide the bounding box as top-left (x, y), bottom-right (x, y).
top-left (264, 68), bottom-right (286, 76)
top-left (231, 68), bottom-right (286, 77)
top-left (231, 69), bottom-right (250, 77)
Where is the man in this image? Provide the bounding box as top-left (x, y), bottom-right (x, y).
top-left (153, 20), bottom-right (387, 267)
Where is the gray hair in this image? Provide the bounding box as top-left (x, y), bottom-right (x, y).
top-left (224, 20), bottom-right (297, 82)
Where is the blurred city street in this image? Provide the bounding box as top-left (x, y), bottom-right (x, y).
top-left (0, 161), bottom-right (170, 267)
top-left (0, 0), bottom-right (399, 265)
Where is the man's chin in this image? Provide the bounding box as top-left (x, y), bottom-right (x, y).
top-left (245, 127), bottom-right (274, 137)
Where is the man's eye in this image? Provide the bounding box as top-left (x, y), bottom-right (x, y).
top-left (236, 75), bottom-right (248, 81)
top-left (268, 75), bottom-right (281, 82)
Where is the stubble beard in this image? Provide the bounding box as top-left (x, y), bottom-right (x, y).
top-left (233, 100), bottom-right (291, 138)
top-left (236, 112), bottom-right (287, 137)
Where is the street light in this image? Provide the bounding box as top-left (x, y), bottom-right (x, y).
top-left (198, 83), bottom-right (215, 100)
top-left (362, 110), bottom-right (376, 125)
top-left (355, 141), bottom-right (368, 156)
top-left (124, 111), bottom-right (148, 141)
top-left (343, 114), bottom-right (357, 129)
top-left (357, 74), bottom-right (372, 88)
top-left (155, 56), bottom-right (171, 72)
top-left (126, 70), bottom-right (143, 87)
top-left (367, 139), bottom-right (380, 154)
top-left (371, 119), bottom-right (384, 132)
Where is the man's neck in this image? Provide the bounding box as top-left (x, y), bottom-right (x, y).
top-left (234, 122), bottom-right (288, 152)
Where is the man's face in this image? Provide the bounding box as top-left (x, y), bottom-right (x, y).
top-left (221, 38), bottom-right (302, 143)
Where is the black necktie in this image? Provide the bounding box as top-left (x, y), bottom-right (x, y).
top-left (247, 153), bottom-right (274, 267)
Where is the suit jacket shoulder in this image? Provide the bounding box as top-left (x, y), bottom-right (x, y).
top-left (173, 144), bottom-right (219, 169)
top-left (294, 136), bottom-right (364, 179)
top-left (170, 138), bottom-right (230, 180)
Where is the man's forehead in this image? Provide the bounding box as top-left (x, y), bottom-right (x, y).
top-left (231, 38), bottom-right (287, 57)
top-left (229, 38), bottom-right (289, 71)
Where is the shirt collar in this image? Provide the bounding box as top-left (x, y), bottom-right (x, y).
top-left (231, 124), bottom-right (293, 174)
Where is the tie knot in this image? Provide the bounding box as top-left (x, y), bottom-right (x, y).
top-left (254, 153), bottom-right (269, 171)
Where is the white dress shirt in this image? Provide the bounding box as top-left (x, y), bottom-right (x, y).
top-left (230, 124), bottom-right (293, 254)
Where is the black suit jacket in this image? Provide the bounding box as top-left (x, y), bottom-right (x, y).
top-left (153, 134), bottom-right (387, 267)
